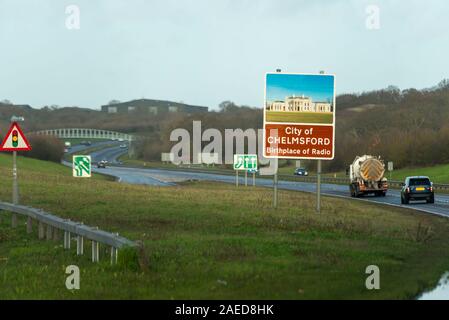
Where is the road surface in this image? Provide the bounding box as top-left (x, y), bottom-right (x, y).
top-left (87, 145), bottom-right (449, 217)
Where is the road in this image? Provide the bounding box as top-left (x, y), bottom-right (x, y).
top-left (86, 144), bottom-right (449, 217)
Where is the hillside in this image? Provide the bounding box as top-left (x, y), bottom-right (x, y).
top-left (2, 79), bottom-right (449, 171)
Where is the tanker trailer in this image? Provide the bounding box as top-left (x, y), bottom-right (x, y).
top-left (349, 155), bottom-right (388, 197)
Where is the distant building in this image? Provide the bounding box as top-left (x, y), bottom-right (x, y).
top-left (101, 99), bottom-right (208, 115)
top-left (267, 95), bottom-right (332, 113)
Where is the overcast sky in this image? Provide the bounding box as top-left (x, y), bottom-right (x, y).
top-left (1, 0), bottom-right (448, 110)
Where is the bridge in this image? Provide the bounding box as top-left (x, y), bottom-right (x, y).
top-left (32, 128), bottom-right (135, 142)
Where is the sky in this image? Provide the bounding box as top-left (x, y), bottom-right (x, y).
top-left (266, 74), bottom-right (334, 103)
top-left (1, 0), bottom-right (449, 110)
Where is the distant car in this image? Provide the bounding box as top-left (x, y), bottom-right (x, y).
top-left (97, 160), bottom-right (108, 169)
top-left (118, 138), bottom-right (124, 142)
top-left (119, 144), bottom-right (127, 149)
top-left (294, 168), bottom-right (309, 176)
top-left (401, 176), bottom-right (434, 204)
top-left (64, 148), bottom-right (69, 153)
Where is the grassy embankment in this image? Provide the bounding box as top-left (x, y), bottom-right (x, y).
top-left (0, 154), bottom-right (449, 299)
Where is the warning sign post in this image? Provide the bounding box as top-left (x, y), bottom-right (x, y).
top-left (0, 122), bottom-right (32, 226)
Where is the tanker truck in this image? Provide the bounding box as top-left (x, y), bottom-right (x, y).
top-left (349, 155), bottom-right (388, 197)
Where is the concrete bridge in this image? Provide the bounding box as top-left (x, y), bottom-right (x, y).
top-left (32, 128), bottom-right (134, 142)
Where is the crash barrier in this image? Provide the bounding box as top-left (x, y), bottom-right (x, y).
top-left (281, 175), bottom-right (449, 191)
top-left (0, 201), bottom-right (135, 264)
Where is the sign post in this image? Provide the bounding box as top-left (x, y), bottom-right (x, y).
top-left (0, 122), bottom-right (32, 227)
top-left (387, 161), bottom-right (393, 181)
top-left (13, 151), bottom-right (18, 204)
top-left (263, 72), bottom-right (336, 213)
top-left (233, 154), bottom-right (258, 189)
top-left (273, 172), bottom-right (278, 208)
top-left (316, 159), bottom-right (321, 213)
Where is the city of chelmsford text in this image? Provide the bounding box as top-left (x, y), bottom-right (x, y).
top-left (267, 136), bottom-right (331, 145)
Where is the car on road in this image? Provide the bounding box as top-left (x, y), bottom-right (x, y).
top-left (97, 160), bottom-right (108, 169)
top-left (401, 176), bottom-right (434, 204)
top-left (294, 168), bottom-right (309, 176)
top-left (120, 144), bottom-right (127, 149)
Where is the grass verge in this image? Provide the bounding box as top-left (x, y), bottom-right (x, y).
top-left (0, 154), bottom-right (448, 299)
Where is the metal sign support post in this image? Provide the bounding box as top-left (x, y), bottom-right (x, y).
top-left (316, 159), bottom-right (321, 213)
top-left (12, 151), bottom-right (19, 227)
top-left (315, 70), bottom-right (326, 214)
top-left (245, 171), bottom-right (248, 187)
top-left (236, 170), bottom-right (239, 187)
top-left (273, 172), bottom-right (278, 208)
top-left (253, 172), bottom-right (255, 187)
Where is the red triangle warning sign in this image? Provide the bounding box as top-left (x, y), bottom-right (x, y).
top-left (0, 122), bottom-right (32, 151)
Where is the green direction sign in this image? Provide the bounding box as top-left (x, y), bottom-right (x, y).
top-left (233, 154), bottom-right (258, 171)
top-left (73, 155), bottom-right (91, 178)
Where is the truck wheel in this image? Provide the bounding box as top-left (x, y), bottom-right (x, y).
top-left (350, 185), bottom-right (356, 197)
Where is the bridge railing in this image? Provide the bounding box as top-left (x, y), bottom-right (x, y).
top-left (0, 201), bottom-right (135, 264)
top-left (31, 128), bottom-right (135, 142)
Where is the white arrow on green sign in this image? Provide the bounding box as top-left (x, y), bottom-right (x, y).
top-left (233, 154), bottom-right (258, 171)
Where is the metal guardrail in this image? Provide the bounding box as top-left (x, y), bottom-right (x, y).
top-left (0, 201), bottom-right (135, 264)
top-left (116, 163), bottom-right (449, 192)
top-left (278, 175), bottom-right (449, 191)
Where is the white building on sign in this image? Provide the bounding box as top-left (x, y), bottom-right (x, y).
top-left (266, 95), bottom-right (332, 113)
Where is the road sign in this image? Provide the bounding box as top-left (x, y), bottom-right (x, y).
top-left (233, 154), bottom-right (258, 171)
top-left (263, 72), bottom-right (336, 160)
top-left (73, 155), bottom-right (91, 177)
top-left (388, 161), bottom-right (394, 172)
top-left (0, 122), bottom-right (32, 151)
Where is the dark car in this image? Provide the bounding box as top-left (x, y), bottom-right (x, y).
top-left (294, 168), bottom-right (309, 176)
top-left (401, 176), bottom-right (434, 204)
top-left (97, 160), bottom-right (107, 169)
